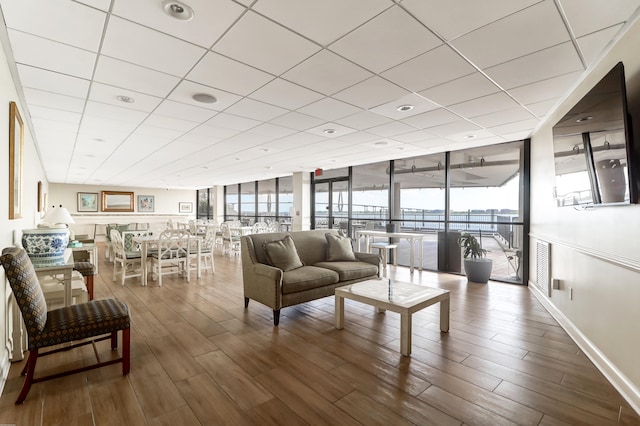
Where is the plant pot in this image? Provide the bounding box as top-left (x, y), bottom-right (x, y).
top-left (21, 227), bottom-right (70, 264)
top-left (463, 258), bottom-right (493, 284)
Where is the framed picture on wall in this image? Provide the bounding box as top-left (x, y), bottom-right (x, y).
top-left (138, 195), bottom-right (154, 212)
top-left (102, 191), bottom-right (134, 212)
top-left (179, 202), bottom-right (193, 213)
top-left (77, 192), bottom-right (99, 212)
top-left (9, 101), bottom-right (24, 219)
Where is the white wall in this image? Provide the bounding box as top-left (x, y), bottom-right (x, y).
top-left (49, 183), bottom-right (197, 239)
top-left (529, 17), bottom-right (640, 411)
top-left (0, 31), bottom-right (49, 393)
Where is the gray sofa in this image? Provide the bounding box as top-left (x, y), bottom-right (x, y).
top-left (241, 229), bottom-right (380, 325)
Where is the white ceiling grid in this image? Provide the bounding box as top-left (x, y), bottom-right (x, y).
top-left (0, 0), bottom-right (638, 188)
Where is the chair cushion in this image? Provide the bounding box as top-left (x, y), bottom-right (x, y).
top-left (263, 235), bottom-right (303, 272)
top-left (281, 266), bottom-right (339, 294)
top-left (325, 233), bottom-right (356, 261)
top-left (0, 246), bottom-right (48, 334)
top-left (314, 261), bottom-right (378, 281)
top-left (30, 299), bottom-right (130, 349)
top-left (73, 261), bottom-right (95, 277)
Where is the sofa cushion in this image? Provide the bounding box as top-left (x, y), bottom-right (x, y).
top-left (282, 266), bottom-right (339, 294)
top-left (314, 261), bottom-right (378, 282)
top-left (263, 235), bottom-right (303, 271)
top-left (325, 233), bottom-right (356, 261)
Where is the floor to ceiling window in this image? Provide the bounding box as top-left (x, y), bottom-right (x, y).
top-left (224, 176), bottom-right (294, 226)
top-left (196, 188), bottom-right (214, 220)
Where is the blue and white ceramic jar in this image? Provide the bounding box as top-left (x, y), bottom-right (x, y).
top-left (21, 227), bottom-right (70, 263)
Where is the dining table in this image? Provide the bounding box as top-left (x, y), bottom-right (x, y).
top-left (133, 234), bottom-right (202, 286)
top-left (32, 248), bottom-right (75, 306)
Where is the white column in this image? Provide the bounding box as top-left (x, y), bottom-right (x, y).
top-left (292, 172), bottom-right (311, 231)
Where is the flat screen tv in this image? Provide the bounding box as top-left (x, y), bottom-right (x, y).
top-left (552, 61), bottom-right (637, 207)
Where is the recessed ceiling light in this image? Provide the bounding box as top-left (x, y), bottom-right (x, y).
top-left (464, 135), bottom-right (476, 139)
top-left (260, 148), bottom-right (270, 152)
top-left (397, 147), bottom-right (405, 151)
top-left (324, 129), bottom-right (336, 134)
top-left (192, 93), bottom-right (217, 104)
top-left (233, 157), bottom-right (240, 161)
top-left (265, 166), bottom-right (272, 170)
top-left (374, 141), bottom-right (388, 146)
top-left (162, 0), bottom-right (194, 21)
top-left (117, 95), bottom-right (135, 103)
top-left (576, 116), bottom-right (593, 122)
top-left (397, 105), bottom-right (414, 112)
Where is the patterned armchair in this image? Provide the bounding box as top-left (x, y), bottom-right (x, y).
top-left (0, 246), bottom-right (130, 404)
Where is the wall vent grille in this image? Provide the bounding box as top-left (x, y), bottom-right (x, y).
top-left (536, 241), bottom-right (551, 296)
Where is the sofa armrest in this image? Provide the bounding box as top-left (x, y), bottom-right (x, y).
top-left (354, 251), bottom-right (381, 266)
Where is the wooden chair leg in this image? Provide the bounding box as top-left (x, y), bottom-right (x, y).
top-left (16, 349), bottom-right (38, 404)
top-left (244, 297), bottom-right (249, 308)
top-left (86, 275), bottom-right (94, 300)
top-left (273, 309), bottom-right (280, 326)
top-left (111, 331), bottom-right (118, 349)
top-left (122, 328), bottom-right (130, 375)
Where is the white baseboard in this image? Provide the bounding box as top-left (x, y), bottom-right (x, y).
top-left (529, 282), bottom-right (640, 415)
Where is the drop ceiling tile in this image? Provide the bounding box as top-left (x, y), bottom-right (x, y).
top-left (332, 76), bottom-right (410, 109)
top-left (112, 0), bottom-right (245, 48)
top-left (420, 73), bottom-right (501, 107)
top-left (445, 129), bottom-right (498, 143)
top-left (154, 100), bottom-right (218, 123)
top-left (79, 116), bottom-right (140, 140)
top-left (0, 0), bottom-right (106, 51)
top-left (329, 6), bottom-right (441, 73)
top-left (246, 123), bottom-right (298, 139)
top-left (402, 108), bottom-right (460, 129)
top-left (269, 111), bottom-right (325, 131)
top-left (401, 0), bottom-right (540, 41)
top-left (16, 65), bottom-right (90, 98)
top-left (84, 101), bottom-right (149, 123)
top-left (369, 93), bottom-right (440, 119)
top-left (525, 98), bottom-right (560, 118)
top-left (249, 78), bottom-right (324, 110)
top-left (391, 130), bottom-right (439, 144)
top-left (253, 0), bottom-right (391, 46)
top-left (130, 124), bottom-right (185, 141)
top-left (425, 120), bottom-right (482, 138)
top-left (144, 113), bottom-right (200, 132)
top-left (366, 121), bottom-right (418, 138)
top-left (305, 123), bottom-right (357, 138)
top-left (577, 25), bottom-right (624, 66)
top-left (89, 82), bottom-right (163, 112)
top-left (448, 92), bottom-right (520, 118)
top-left (485, 42), bottom-right (584, 90)
top-left (360, 138), bottom-right (404, 149)
top-left (381, 45), bottom-right (475, 92)
top-left (470, 106), bottom-right (535, 128)
top-left (334, 111), bottom-right (393, 130)
top-left (168, 80), bottom-right (241, 112)
top-left (297, 97), bottom-right (362, 121)
top-left (206, 112), bottom-right (261, 131)
top-left (187, 52), bottom-right (274, 96)
top-left (29, 106), bottom-right (81, 126)
top-left (264, 132), bottom-right (325, 149)
top-left (213, 11), bottom-right (320, 75)
top-left (333, 132), bottom-right (380, 144)
top-left (559, 0), bottom-right (640, 37)
top-left (190, 122), bottom-right (240, 140)
top-left (282, 50), bottom-right (373, 95)
top-left (75, 0), bottom-right (111, 10)
top-left (94, 56), bottom-right (181, 98)
top-left (508, 71), bottom-right (582, 105)
top-left (451, 1), bottom-right (570, 68)
top-left (23, 88), bottom-right (85, 113)
top-left (489, 118), bottom-right (540, 135)
top-left (101, 16), bottom-right (206, 77)
top-left (224, 98), bottom-right (289, 121)
top-left (8, 30), bottom-right (96, 79)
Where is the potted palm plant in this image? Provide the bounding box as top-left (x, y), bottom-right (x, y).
top-left (457, 232), bottom-right (493, 283)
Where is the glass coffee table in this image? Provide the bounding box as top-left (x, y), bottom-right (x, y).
top-left (335, 278), bottom-right (450, 356)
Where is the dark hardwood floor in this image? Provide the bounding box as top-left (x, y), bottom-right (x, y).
top-left (1, 244), bottom-right (638, 425)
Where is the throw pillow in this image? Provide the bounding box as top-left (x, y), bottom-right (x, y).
top-left (326, 233), bottom-right (356, 261)
top-left (263, 235), bottom-right (303, 271)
